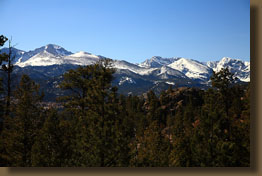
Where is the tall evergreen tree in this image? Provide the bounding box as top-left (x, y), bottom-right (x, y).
top-left (211, 67), bottom-right (236, 117)
top-left (31, 108), bottom-right (64, 166)
top-left (0, 74), bottom-right (44, 166)
top-left (83, 59), bottom-right (126, 166)
top-left (59, 59), bottom-right (131, 166)
top-left (1, 39), bottom-right (15, 116)
top-left (0, 35), bottom-right (8, 131)
top-left (194, 88), bottom-right (221, 166)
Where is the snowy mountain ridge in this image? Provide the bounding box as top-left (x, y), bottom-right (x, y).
top-left (0, 44), bottom-right (250, 82)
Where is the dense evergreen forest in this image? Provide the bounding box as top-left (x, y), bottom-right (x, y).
top-left (0, 35), bottom-right (250, 167)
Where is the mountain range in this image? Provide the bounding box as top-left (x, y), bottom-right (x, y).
top-left (0, 44), bottom-right (250, 100)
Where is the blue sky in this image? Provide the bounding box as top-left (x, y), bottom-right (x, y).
top-left (1, 0), bottom-right (250, 63)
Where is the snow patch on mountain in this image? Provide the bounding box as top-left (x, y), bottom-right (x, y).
top-left (70, 51), bottom-right (93, 57)
top-left (139, 56), bottom-right (179, 68)
top-left (168, 58), bottom-right (212, 80)
top-left (149, 65), bottom-right (187, 79)
top-left (119, 77), bottom-right (136, 85)
top-left (113, 60), bottom-right (157, 75)
top-left (16, 51), bottom-right (64, 67)
top-left (64, 51), bottom-right (100, 65)
top-left (165, 81), bottom-right (175, 85)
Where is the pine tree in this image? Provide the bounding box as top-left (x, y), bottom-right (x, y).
top-left (169, 105), bottom-right (195, 166)
top-left (83, 59), bottom-right (124, 166)
top-left (198, 69), bottom-right (250, 167)
top-left (126, 95), bottom-right (145, 137)
top-left (130, 120), bottom-right (170, 167)
top-left (0, 35), bottom-right (8, 129)
top-left (59, 59), bottom-right (132, 166)
top-left (58, 63), bottom-right (95, 166)
top-left (0, 74), bottom-right (44, 166)
top-left (1, 39), bottom-right (15, 116)
top-left (236, 83), bottom-right (250, 166)
top-left (129, 90), bottom-right (171, 167)
top-left (0, 35), bottom-right (8, 165)
top-left (193, 88), bottom-right (221, 166)
top-left (31, 108), bottom-right (63, 166)
top-left (211, 68), bottom-right (236, 118)
top-left (0, 35), bottom-right (8, 65)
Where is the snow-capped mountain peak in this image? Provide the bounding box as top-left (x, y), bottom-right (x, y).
top-left (41, 44), bottom-right (72, 56)
top-left (220, 57), bottom-right (233, 63)
top-left (209, 57), bottom-right (250, 82)
top-left (139, 56), bottom-right (179, 68)
top-left (167, 58), bottom-right (213, 80)
top-left (45, 44), bottom-right (61, 50)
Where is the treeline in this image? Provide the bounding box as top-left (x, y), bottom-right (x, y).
top-left (0, 36), bottom-right (250, 167)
